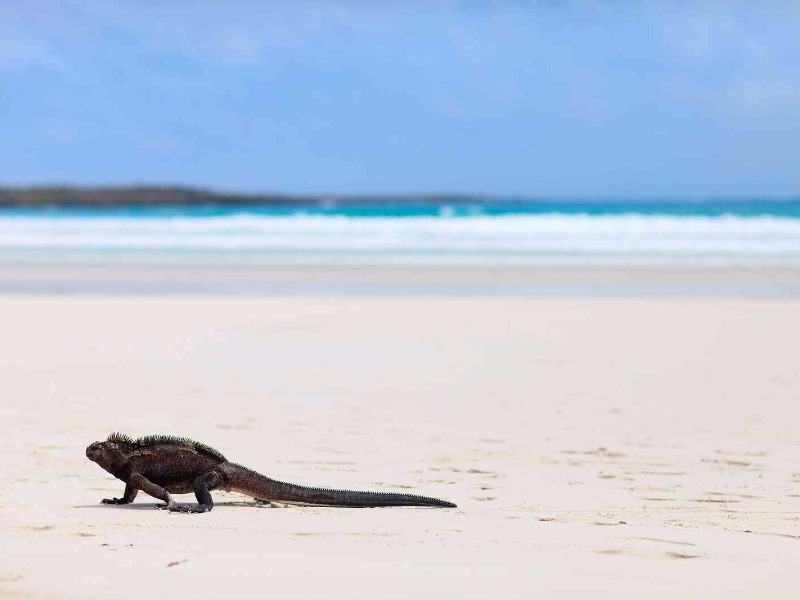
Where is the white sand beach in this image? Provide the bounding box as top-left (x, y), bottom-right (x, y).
top-left (2, 293), bottom-right (800, 599)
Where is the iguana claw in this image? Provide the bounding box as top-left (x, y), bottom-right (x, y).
top-left (168, 504), bottom-right (210, 513)
top-left (155, 503), bottom-right (211, 513)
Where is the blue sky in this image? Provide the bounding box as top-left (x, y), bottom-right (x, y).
top-left (1, 2), bottom-right (799, 198)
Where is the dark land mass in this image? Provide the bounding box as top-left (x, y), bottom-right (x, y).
top-left (0, 186), bottom-right (483, 207)
top-left (3, 186), bottom-right (798, 213)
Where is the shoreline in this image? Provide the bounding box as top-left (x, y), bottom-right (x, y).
top-left (1, 263), bottom-right (800, 297)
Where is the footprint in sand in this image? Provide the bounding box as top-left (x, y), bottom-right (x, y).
top-left (705, 491), bottom-right (763, 500)
top-left (561, 447), bottom-right (627, 459)
top-left (595, 537), bottom-right (704, 560)
top-left (665, 551), bottom-right (703, 559)
top-left (20, 525), bottom-right (54, 532)
top-left (703, 457), bottom-right (765, 472)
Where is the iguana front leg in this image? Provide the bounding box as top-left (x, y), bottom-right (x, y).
top-left (126, 473), bottom-right (177, 510)
top-left (101, 483), bottom-right (138, 505)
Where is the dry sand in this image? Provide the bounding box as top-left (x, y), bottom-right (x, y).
top-left (1, 295), bottom-right (799, 599)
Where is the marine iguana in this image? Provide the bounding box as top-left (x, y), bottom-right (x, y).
top-left (86, 433), bottom-right (457, 513)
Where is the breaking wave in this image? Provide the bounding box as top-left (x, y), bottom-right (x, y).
top-left (2, 210), bottom-right (800, 266)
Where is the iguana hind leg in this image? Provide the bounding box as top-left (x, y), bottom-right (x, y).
top-left (167, 471), bottom-right (224, 514)
top-left (101, 483), bottom-right (138, 505)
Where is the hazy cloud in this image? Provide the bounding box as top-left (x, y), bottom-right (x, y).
top-left (2, 2), bottom-right (799, 195)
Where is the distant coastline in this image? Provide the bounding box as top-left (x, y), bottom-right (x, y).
top-left (2, 186), bottom-right (800, 208)
top-left (0, 186), bottom-right (484, 207)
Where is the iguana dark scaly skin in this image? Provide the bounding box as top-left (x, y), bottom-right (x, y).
top-left (86, 433), bottom-right (456, 513)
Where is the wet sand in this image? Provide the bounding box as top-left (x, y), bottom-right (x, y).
top-left (1, 295), bottom-right (799, 598)
top-left (1, 263), bottom-right (800, 296)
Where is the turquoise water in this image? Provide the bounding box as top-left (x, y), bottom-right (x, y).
top-left (4, 198), bottom-right (800, 218)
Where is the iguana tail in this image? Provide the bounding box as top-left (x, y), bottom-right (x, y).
top-left (221, 463), bottom-right (457, 508)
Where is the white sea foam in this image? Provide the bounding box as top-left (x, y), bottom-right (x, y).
top-left (2, 213), bottom-right (800, 265)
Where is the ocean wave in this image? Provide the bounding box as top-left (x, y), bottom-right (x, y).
top-left (2, 213), bottom-right (800, 263)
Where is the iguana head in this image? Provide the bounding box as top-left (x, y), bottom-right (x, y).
top-left (86, 432), bottom-right (133, 472)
